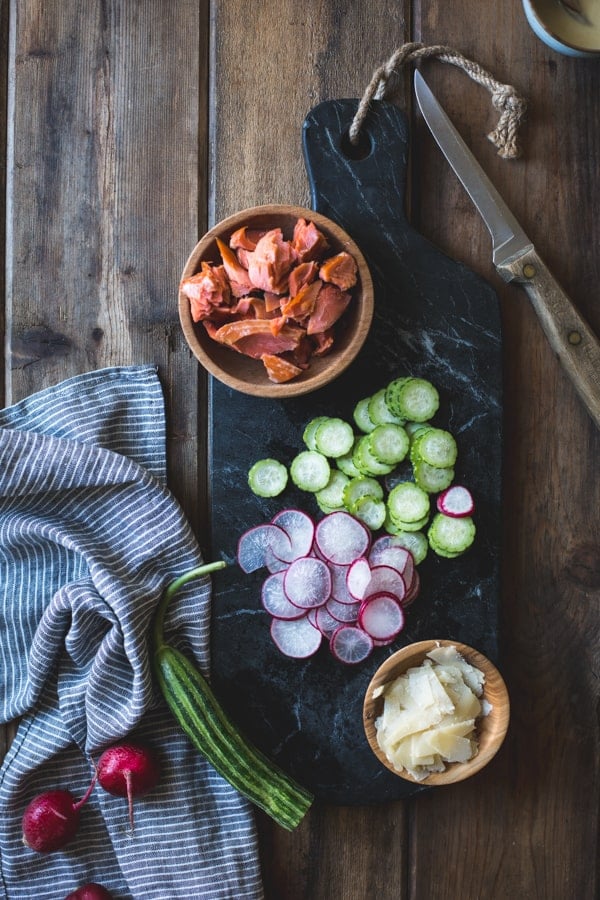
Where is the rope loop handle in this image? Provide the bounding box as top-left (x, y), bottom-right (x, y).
top-left (350, 43), bottom-right (527, 159)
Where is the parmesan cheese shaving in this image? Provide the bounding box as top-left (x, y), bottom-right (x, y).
top-left (375, 644), bottom-right (488, 780)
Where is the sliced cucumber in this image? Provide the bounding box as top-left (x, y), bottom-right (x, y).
top-left (342, 476), bottom-right (384, 512)
top-left (336, 445), bottom-right (362, 478)
top-left (367, 423), bottom-right (409, 466)
top-left (386, 513), bottom-right (430, 533)
top-left (413, 460), bottom-right (455, 494)
top-left (353, 397), bottom-right (377, 433)
top-left (412, 428), bottom-right (457, 469)
top-left (248, 458), bottom-right (288, 498)
top-left (290, 450), bottom-right (331, 492)
top-left (352, 495), bottom-right (387, 531)
top-left (387, 481), bottom-right (430, 524)
top-left (367, 389), bottom-right (405, 426)
top-left (315, 469), bottom-right (350, 510)
top-left (352, 435), bottom-right (395, 477)
top-left (385, 377), bottom-right (439, 422)
top-left (428, 513), bottom-right (476, 555)
top-left (314, 417), bottom-right (355, 458)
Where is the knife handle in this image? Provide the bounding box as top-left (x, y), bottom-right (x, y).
top-left (497, 248), bottom-right (600, 430)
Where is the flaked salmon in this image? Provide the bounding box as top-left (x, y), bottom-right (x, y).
top-left (180, 216), bottom-right (360, 383)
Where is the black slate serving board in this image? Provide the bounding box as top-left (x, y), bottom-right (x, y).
top-left (209, 99), bottom-right (502, 804)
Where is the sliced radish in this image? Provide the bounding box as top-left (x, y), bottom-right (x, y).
top-left (237, 524), bottom-right (292, 573)
top-left (330, 625), bottom-right (374, 665)
top-left (283, 556), bottom-right (331, 609)
top-left (265, 552), bottom-right (290, 574)
top-left (261, 572), bottom-right (305, 620)
top-left (329, 563), bottom-right (356, 605)
top-left (346, 557), bottom-right (372, 600)
top-left (326, 597), bottom-right (361, 623)
top-left (315, 604), bottom-right (341, 637)
top-left (270, 615), bottom-right (322, 658)
top-left (306, 607), bottom-right (319, 628)
top-left (365, 564), bottom-right (406, 604)
top-left (271, 508), bottom-right (316, 560)
top-left (358, 592), bottom-right (405, 641)
top-left (315, 511), bottom-right (371, 565)
top-left (436, 485), bottom-right (474, 518)
top-left (368, 543), bottom-right (410, 571)
top-left (403, 567), bottom-right (421, 606)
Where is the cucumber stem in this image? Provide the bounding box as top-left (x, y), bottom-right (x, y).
top-left (153, 560), bottom-right (227, 649)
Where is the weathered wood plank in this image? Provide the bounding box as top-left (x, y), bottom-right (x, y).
top-left (5, 0), bottom-right (208, 527)
top-left (410, 2), bottom-right (600, 898)
top-left (211, 3), bottom-right (412, 897)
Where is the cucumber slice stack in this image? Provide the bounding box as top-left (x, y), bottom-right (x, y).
top-left (246, 375), bottom-right (476, 559)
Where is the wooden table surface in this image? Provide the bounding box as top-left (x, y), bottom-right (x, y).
top-left (2, 2), bottom-right (599, 898)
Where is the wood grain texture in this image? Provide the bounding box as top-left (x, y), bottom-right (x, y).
top-left (411, 2), bottom-right (600, 899)
top-left (5, 0), bottom-right (209, 527)
top-left (1, 1), bottom-right (598, 898)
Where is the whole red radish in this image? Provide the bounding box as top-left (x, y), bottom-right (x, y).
top-left (64, 884), bottom-right (114, 900)
top-left (22, 776), bottom-right (96, 853)
top-left (96, 742), bottom-right (160, 832)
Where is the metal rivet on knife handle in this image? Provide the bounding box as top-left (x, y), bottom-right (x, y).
top-left (523, 264), bottom-right (536, 279)
top-left (568, 331), bottom-right (582, 345)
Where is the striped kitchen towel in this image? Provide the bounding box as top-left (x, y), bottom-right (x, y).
top-left (0, 366), bottom-right (264, 900)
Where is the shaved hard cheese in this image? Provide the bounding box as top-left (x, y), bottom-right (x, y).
top-left (374, 645), bottom-right (488, 780)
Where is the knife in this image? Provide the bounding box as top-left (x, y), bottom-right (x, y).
top-left (414, 69), bottom-right (600, 430)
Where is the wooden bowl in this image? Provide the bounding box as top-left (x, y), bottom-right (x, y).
top-left (363, 640), bottom-right (510, 786)
top-left (178, 204), bottom-right (374, 398)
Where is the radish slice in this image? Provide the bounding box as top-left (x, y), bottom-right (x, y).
top-left (326, 597), bottom-right (361, 623)
top-left (329, 563), bottom-right (357, 604)
top-left (237, 524), bottom-right (293, 573)
top-left (315, 511), bottom-right (371, 565)
top-left (271, 508), bottom-right (315, 560)
top-left (346, 557), bottom-right (372, 600)
top-left (330, 625), bottom-right (374, 665)
top-left (436, 485), bottom-right (474, 518)
top-left (368, 543), bottom-right (410, 572)
top-left (369, 537), bottom-right (415, 584)
top-left (265, 553), bottom-right (290, 574)
top-left (403, 568), bottom-right (421, 606)
top-left (261, 571), bottom-right (305, 620)
top-left (365, 564), bottom-right (406, 604)
top-left (358, 592), bottom-right (405, 641)
top-left (270, 615), bottom-right (322, 658)
top-left (283, 556), bottom-right (331, 609)
top-left (315, 604), bottom-right (341, 637)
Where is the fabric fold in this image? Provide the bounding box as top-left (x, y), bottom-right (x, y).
top-left (0, 366), bottom-right (264, 900)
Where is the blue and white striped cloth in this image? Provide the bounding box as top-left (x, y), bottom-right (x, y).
top-left (0, 366), bottom-right (263, 899)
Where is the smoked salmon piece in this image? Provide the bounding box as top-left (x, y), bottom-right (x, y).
top-left (180, 262), bottom-right (231, 322)
top-left (215, 237), bottom-right (253, 296)
top-left (319, 251), bottom-right (358, 291)
top-left (306, 283), bottom-right (351, 335)
top-left (183, 216), bottom-right (360, 383)
top-left (288, 260), bottom-right (318, 297)
top-left (281, 279), bottom-right (322, 320)
top-left (292, 218), bottom-right (329, 261)
top-left (261, 353), bottom-right (304, 384)
top-left (213, 318), bottom-right (304, 359)
top-left (229, 226), bottom-right (266, 251)
top-left (247, 228), bottom-right (296, 293)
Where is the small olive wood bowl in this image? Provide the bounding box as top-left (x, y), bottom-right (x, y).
top-left (363, 639), bottom-right (510, 786)
top-left (178, 204), bottom-right (374, 398)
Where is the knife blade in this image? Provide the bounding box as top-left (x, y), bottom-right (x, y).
top-left (414, 69), bottom-right (600, 430)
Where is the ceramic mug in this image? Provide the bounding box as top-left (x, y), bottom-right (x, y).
top-left (522, 0), bottom-right (600, 57)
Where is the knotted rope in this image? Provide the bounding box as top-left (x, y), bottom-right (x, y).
top-left (350, 43), bottom-right (527, 159)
